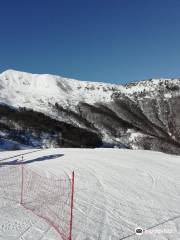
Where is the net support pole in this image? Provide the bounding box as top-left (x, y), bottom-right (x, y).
top-left (69, 171), bottom-right (74, 240)
top-left (20, 163), bottom-right (24, 205)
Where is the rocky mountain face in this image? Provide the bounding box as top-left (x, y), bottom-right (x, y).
top-left (0, 69), bottom-right (180, 154)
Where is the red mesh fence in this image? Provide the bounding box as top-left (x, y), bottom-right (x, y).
top-left (0, 164), bottom-right (74, 240)
top-left (0, 165), bottom-right (22, 204)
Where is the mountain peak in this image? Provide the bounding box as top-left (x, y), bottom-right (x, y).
top-left (1, 69), bottom-right (20, 75)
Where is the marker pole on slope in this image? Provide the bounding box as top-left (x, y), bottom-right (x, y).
top-left (69, 171), bottom-right (75, 240)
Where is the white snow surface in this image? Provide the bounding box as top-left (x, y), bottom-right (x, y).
top-left (0, 148), bottom-right (180, 239)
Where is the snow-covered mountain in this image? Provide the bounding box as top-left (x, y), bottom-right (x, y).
top-left (0, 69), bottom-right (121, 110)
top-left (0, 69), bottom-right (180, 154)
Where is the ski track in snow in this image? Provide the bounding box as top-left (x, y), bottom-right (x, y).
top-left (0, 148), bottom-right (180, 239)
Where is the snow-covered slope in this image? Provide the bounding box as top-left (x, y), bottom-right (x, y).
top-left (0, 69), bottom-right (123, 113)
top-left (1, 70), bottom-right (179, 112)
top-left (0, 148), bottom-right (180, 239)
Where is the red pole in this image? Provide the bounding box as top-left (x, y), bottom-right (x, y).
top-left (20, 163), bottom-right (24, 205)
top-left (69, 171), bottom-right (74, 240)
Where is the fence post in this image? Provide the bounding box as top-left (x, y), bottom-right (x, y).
top-left (69, 171), bottom-right (74, 240)
top-left (20, 162), bottom-right (24, 205)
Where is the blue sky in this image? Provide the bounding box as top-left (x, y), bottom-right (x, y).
top-left (0, 0), bottom-right (180, 84)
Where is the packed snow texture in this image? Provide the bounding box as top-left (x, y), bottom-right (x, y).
top-left (0, 148), bottom-right (180, 239)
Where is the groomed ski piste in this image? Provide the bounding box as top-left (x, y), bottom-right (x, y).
top-left (0, 148), bottom-right (180, 240)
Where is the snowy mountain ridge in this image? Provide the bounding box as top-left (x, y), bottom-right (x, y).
top-left (0, 69), bottom-right (122, 110)
top-left (0, 69), bottom-right (180, 154)
top-left (1, 69), bottom-right (179, 111)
